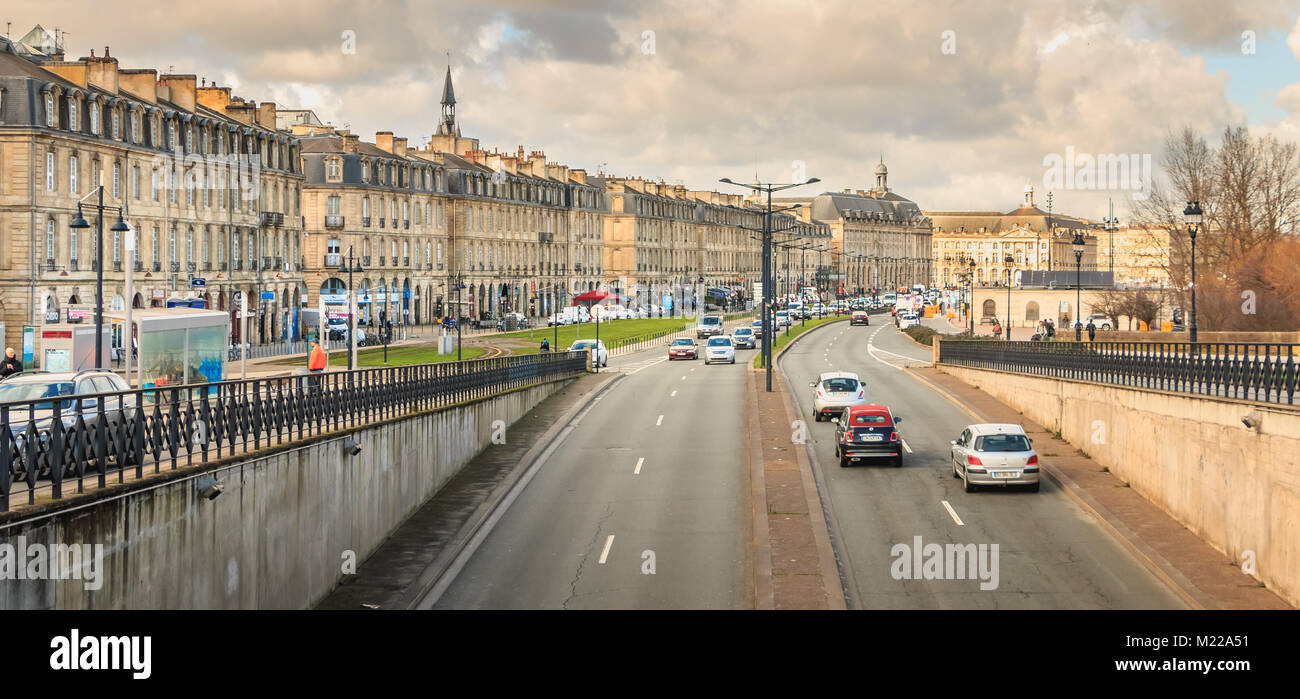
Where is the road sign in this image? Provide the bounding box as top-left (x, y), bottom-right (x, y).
top-left (191, 278), bottom-right (206, 288)
top-left (261, 291), bottom-right (275, 301)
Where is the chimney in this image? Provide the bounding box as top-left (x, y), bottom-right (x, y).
top-left (158, 74), bottom-right (197, 112)
top-left (118, 69), bottom-right (158, 103)
top-left (375, 131), bottom-right (394, 153)
top-left (84, 48), bottom-right (119, 93)
top-left (224, 97), bottom-right (257, 126)
top-left (196, 85), bottom-right (232, 113)
top-left (570, 169), bottom-right (587, 184)
top-left (256, 102), bottom-right (277, 130)
top-left (393, 137), bottom-right (408, 158)
top-left (44, 59), bottom-right (88, 88)
top-left (342, 133), bottom-right (360, 153)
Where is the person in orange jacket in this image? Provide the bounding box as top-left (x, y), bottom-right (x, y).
top-left (308, 340), bottom-right (327, 372)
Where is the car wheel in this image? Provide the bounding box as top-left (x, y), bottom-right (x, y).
top-left (952, 456), bottom-right (960, 479)
top-left (963, 468), bottom-right (977, 493)
top-left (730, 357), bottom-right (735, 364)
top-left (1027, 482), bottom-right (1040, 493)
top-left (839, 454), bottom-right (849, 468)
top-left (894, 455), bottom-right (904, 468)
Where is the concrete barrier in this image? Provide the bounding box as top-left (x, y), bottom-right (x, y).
top-left (936, 363), bottom-right (1300, 607)
top-left (0, 378), bottom-right (573, 609)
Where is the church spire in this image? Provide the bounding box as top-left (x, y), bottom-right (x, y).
top-left (437, 58), bottom-right (459, 137)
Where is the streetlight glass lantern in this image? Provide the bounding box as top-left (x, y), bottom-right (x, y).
top-left (70, 205), bottom-right (91, 230)
top-left (1072, 231), bottom-right (1086, 259)
top-left (1183, 201), bottom-right (1203, 238)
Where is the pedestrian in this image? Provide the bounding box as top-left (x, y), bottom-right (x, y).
top-left (1046, 319), bottom-right (1055, 341)
top-left (540, 338), bottom-right (550, 353)
top-left (1, 347), bottom-right (21, 377)
top-left (308, 340), bottom-right (327, 373)
top-left (992, 319), bottom-right (1001, 338)
top-left (1086, 320), bottom-right (1097, 342)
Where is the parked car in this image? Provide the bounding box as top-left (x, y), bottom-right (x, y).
top-left (810, 371), bottom-right (867, 421)
top-left (851, 310), bottom-right (870, 326)
top-left (569, 339), bottom-right (608, 368)
top-left (1084, 314), bottom-right (1113, 331)
top-left (897, 313), bottom-right (919, 329)
top-left (667, 338), bottom-right (698, 360)
top-left (0, 369), bottom-right (137, 480)
top-left (703, 335), bottom-right (736, 364)
top-left (831, 404), bottom-right (904, 467)
top-left (950, 423), bottom-right (1040, 492)
top-left (732, 327), bottom-right (757, 349)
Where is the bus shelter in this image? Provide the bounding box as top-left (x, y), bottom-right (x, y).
top-left (109, 308), bottom-right (229, 390)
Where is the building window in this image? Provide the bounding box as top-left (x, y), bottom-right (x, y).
top-left (152, 227), bottom-right (159, 264)
top-left (90, 102), bottom-right (100, 135)
top-left (45, 93), bottom-right (55, 127)
top-left (328, 195), bottom-right (340, 215)
top-left (69, 154), bottom-right (78, 193)
top-left (46, 152), bottom-right (54, 191)
top-left (187, 228), bottom-right (194, 263)
top-left (132, 165), bottom-right (140, 200)
top-left (170, 227), bottom-right (177, 263)
top-left (69, 99), bottom-right (78, 132)
top-left (112, 110), bottom-right (120, 140)
top-left (46, 219), bottom-right (55, 261)
top-left (112, 161), bottom-right (121, 199)
top-left (327, 157), bottom-right (341, 181)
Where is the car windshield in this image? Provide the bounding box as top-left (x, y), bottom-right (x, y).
top-left (671, 339), bottom-right (693, 346)
top-left (707, 338), bottom-right (731, 346)
top-left (975, 434), bottom-right (1031, 452)
top-left (734, 329), bottom-right (751, 335)
top-left (571, 341), bottom-right (597, 350)
top-left (0, 381), bottom-right (75, 409)
top-left (701, 317), bottom-right (721, 326)
top-left (822, 378), bottom-right (859, 392)
top-left (851, 413), bottom-right (889, 424)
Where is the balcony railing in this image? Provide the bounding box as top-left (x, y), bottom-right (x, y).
top-left (379, 218), bottom-right (385, 228)
top-left (187, 262), bottom-right (197, 273)
top-left (404, 256), bottom-right (410, 266)
top-left (152, 261), bottom-right (162, 272)
top-left (169, 262), bottom-right (179, 273)
top-left (69, 260), bottom-right (79, 272)
top-left (263, 257), bottom-right (274, 270)
top-left (113, 261), bottom-right (122, 272)
top-left (363, 256), bottom-right (371, 267)
top-left (404, 220), bottom-right (410, 230)
top-left (362, 217), bottom-right (371, 227)
top-left (379, 256), bottom-right (386, 266)
top-left (204, 262), bottom-right (212, 271)
top-left (325, 253), bottom-right (342, 267)
top-left (261, 211), bottom-right (284, 227)
top-left (134, 261), bottom-right (144, 272)
top-left (391, 219), bottom-right (398, 229)
top-left (325, 214), bottom-right (345, 228)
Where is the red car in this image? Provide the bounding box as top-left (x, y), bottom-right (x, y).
top-left (832, 404), bottom-right (905, 468)
top-left (668, 338), bottom-right (698, 360)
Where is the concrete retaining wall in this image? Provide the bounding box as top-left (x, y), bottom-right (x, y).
top-left (0, 378), bottom-right (572, 609)
top-left (938, 363), bottom-right (1300, 607)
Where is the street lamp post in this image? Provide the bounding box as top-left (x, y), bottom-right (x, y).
top-left (967, 256), bottom-right (976, 334)
top-left (69, 190), bottom-right (130, 370)
top-left (1183, 201), bottom-right (1202, 344)
top-left (455, 274), bottom-right (466, 361)
top-left (337, 246), bottom-right (363, 370)
top-left (1072, 231), bottom-right (1085, 342)
top-left (1004, 254), bottom-right (1014, 340)
top-left (720, 175), bottom-right (820, 392)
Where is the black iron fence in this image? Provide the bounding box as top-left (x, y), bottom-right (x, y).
top-left (0, 352), bottom-right (587, 511)
top-left (938, 340), bottom-right (1298, 406)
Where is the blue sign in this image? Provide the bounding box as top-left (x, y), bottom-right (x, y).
top-left (260, 291), bottom-right (275, 301)
top-left (191, 278), bottom-right (206, 288)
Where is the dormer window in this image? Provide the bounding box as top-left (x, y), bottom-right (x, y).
top-left (169, 121), bottom-right (176, 151)
top-left (112, 109), bottom-right (120, 140)
top-left (327, 156), bottom-right (342, 182)
top-left (361, 159), bottom-right (370, 182)
top-left (90, 102), bottom-right (100, 135)
top-left (69, 98), bottom-right (78, 132)
top-left (45, 93), bottom-right (55, 127)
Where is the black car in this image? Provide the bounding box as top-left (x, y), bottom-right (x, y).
top-left (832, 405), bottom-right (904, 468)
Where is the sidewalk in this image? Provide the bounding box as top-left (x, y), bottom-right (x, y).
top-left (316, 371), bottom-right (612, 609)
top-left (907, 364), bottom-right (1292, 610)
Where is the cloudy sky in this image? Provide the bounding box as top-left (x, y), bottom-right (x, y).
top-left (11, 0), bottom-right (1300, 219)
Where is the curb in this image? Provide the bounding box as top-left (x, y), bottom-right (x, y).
top-left (899, 364), bottom-right (1212, 611)
top-left (401, 372), bottom-right (624, 609)
top-left (745, 369), bottom-right (774, 610)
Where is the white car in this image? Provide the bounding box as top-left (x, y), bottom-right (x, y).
top-left (809, 371), bottom-right (867, 421)
top-left (898, 313), bottom-right (919, 329)
top-left (703, 335), bottom-right (736, 364)
top-left (950, 423), bottom-right (1040, 492)
top-left (774, 311), bottom-right (791, 328)
top-left (569, 339), bottom-right (608, 368)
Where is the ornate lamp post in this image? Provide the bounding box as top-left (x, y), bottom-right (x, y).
top-left (337, 247), bottom-right (364, 370)
top-left (70, 193), bottom-right (131, 369)
top-left (1004, 253), bottom-right (1014, 340)
top-left (1183, 201), bottom-right (1202, 344)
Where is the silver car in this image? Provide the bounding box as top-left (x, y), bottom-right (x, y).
top-left (0, 369), bottom-right (137, 480)
top-left (732, 327), bottom-right (757, 349)
top-left (809, 371), bottom-right (867, 421)
top-left (704, 336), bottom-right (735, 364)
top-left (950, 423), bottom-right (1040, 492)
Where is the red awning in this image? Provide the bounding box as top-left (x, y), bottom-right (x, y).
top-left (573, 291), bottom-right (609, 303)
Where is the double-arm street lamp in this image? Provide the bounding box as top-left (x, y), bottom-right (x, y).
top-left (1072, 231), bottom-right (1086, 342)
top-left (70, 188), bottom-right (131, 370)
top-left (338, 247), bottom-right (364, 370)
top-left (1183, 201), bottom-right (1202, 344)
top-left (721, 176), bottom-right (820, 392)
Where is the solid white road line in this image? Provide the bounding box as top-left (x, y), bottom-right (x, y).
top-left (901, 438), bottom-right (913, 453)
top-left (634, 457), bottom-right (644, 475)
top-left (598, 535), bottom-right (615, 564)
top-left (656, 414), bottom-right (664, 426)
top-left (942, 500), bottom-right (965, 526)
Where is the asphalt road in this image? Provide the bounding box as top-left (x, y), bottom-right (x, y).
top-left (780, 319), bottom-right (1187, 609)
top-left (430, 323), bottom-right (755, 609)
